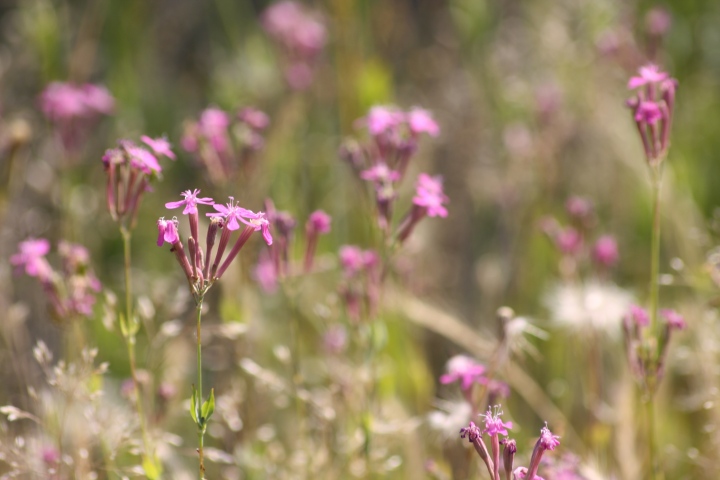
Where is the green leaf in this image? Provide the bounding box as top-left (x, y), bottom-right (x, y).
top-left (118, 313), bottom-right (128, 337)
top-left (190, 385), bottom-right (199, 425)
top-left (201, 388), bottom-right (215, 423)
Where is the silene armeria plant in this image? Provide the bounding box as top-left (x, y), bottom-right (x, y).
top-left (624, 62), bottom-right (682, 478)
top-left (158, 189), bottom-right (272, 478)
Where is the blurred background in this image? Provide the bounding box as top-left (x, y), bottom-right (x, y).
top-left (1, 0), bottom-right (720, 478)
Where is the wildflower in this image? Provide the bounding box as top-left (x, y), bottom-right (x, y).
top-left (626, 64), bottom-right (677, 164)
top-left (407, 107), bottom-right (440, 137)
top-left (503, 439), bottom-right (517, 480)
top-left (440, 355), bottom-right (486, 392)
top-left (166, 189), bottom-right (215, 216)
top-left (526, 423), bottom-right (560, 480)
top-left (481, 406), bottom-right (513, 437)
top-left (413, 174), bottom-right (449, 218)
top-left (304, 210), bottom-right (332, 272)
top-left (40, 82), bottom-right (114, 153)
top-left (460, 421), bottom-right (495, 479)
top-left (555, 228), bottom-right (582, 255)
top-left (157, 217), bottom-right (180, 246)
top-left (592, 235), bottom-right (619, 267)
top-left (365, 106), bottom-right (406, 136)
top-left (660, 308), bottom-right (686, 330)
top-left (261, 1), bottom-right (326, 90)
top-left (626, 304), bottom-right (650, 328)
top-left (513, 467), bottom-right (545, 480)
top-left (141, 135), bottom-right (176, 160)
top-left (360, 163), bottom-right (401, 183)
top-left (10, 238), bottom-right (52, 281)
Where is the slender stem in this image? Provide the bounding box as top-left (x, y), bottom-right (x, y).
top-left (649, 168), bottom-right (662, 335)
top-left (196, 298), bottom-right (205, 479)
top-left (645, 396), bottom-right (659, 480)
top-left (120, 227), bottom-right (153, 468)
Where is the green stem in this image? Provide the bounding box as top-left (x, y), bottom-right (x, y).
top-left (645, 396), bottom-right (659, 480)
top-left (649, 168), bottom-right (662, 336)
top-left (120, 227), bottom-right (153, 470)
top-left (196, 298), bottom-right (205, 479)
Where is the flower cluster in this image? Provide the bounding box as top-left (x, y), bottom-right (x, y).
top-left (181, 106), bottom-right (269, 185)
top-left (341, 105), bottom-right (446, 241)
top-left (541, 196), bottom-right (619, 279)
top-left (102, 136), bottom-right (176, 228)
top-left (626, 64), bottom-right (678, 165)
top-left (252, 200), bottom-right (332, 291)
top-left (623, 303), bottom-right (686, 391)
top-left (461, 411), bottom-right (560, 480)
top-left (158, 190), bottom-right (272, 299)
top-left (11, 239), bottom-right (101, 323)
top-left (261, 0), bottom-right (327, 90)
top-left (39, 82), bottom-right (115, 153)
top-left (337, 245), bottom-right (380, 321)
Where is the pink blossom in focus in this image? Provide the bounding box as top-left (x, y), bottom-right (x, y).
top-left (244, 212), bottom-right (274, 246)
top-left (593, 235), bottom-right (619, 267)
top-left (413, 173), bottom-right (449, 218)
top-left (166, 189), bottom-right (215, 216)
top-left (627, 64), bottom-right (670, 90)
top-left (539, 424), bottom-right (561, 450)
top-left (439, 355), bottom-right (486, 391)
top-left (481, 406), bottom-right (513, 437)
top-left (141, 135), bottom-right (176, 160)
top-left (207, 197), bottom-right (258, 231)
top-left (307, 210), bottom-right (332, 234)
top-left (156, 217), bottom-right (179, 246)
top-left (661, 309), bottom-right (686, 330)
top-left (407, 107), bottom-right (440, 137)
top-left (10, 238), bottom-right (52, 280)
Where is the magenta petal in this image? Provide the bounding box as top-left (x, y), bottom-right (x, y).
top-left (226, 217), bottom-right (240, 231)
top-left (182, 203), bottom-right (198, 215)
top-left (627, 77), bottom-right (645, 89)
top-left (262, 224), bottom-right (273, 245)
top-left (165, 200), bottom-right (185, 209)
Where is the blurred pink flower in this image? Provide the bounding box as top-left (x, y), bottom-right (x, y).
top-left (253, 252), bottom-right (278, 293)
top-left (593, 235), bottom-right (619, 267)
top-left (40, 82), bottom-right (114, 121)
top-left (307, 210), bottom-right (331, 235)
top-left (141, 135), bottom-right (176, 160)
top-left (555, 228), bottom-right (582, 255)
top-left (627, 64), bottom-right (669, 90)
top-left (10, 238), bottom-right (52, 280)
top-left (514, 467), bottom-right (545, 480)
top-left (365, 106), bottom-right (405, 136)
top-left (360, 163), bottom-right (400, 183)
top-left (238, 107), bottom-right (270, 130)
top-left (565, 196), bottom-right (593, 220)
top-left (124, 142), bottom-right (162, 174)
top-left (626, 304), bottom-right (649, 327)
top-left (407, 107), bottom-right (440, 137)
top-left (634, 100), bottom-right (663, 124)
top-left (440, 355), bottom-right (486, 391)
top-left (661, 309), bottom-right (686, 330)
top-left (413, 173), bottom-right (449, 218)
top-left (646, 7), bottom-right (672, 36)
top-left (339, 245), bottom-right (366, 274)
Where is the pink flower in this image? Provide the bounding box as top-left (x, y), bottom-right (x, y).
top-left (459, 421), bottom-right (483, 442)
top-left (634, 100), bottom-right (663, 124)
top-left (199, 107), bottom-right (231, 153)
top-left (124, 143), bottom-right (162, 174)
top-left (10, 238), bottom-right (52, 280)
top-left (40, 82), bottom-right (114, 121)
top-left (339, 245), bottom-right (366, 274)
top-left (238, 107), bottom-right (270, 130)
top-left (253, 252), bottom-right (278, 293)
top-left (156, 217), bottom-right (179, 246)
top-left (360, 163), bottom-right (400, 183)
top-left (262, 1), bottom-right (326, 56)
top-left (646, 7), bottom-right (672, 36)
top-left (81, 84), bottom-right (115, 115)
top-left (207, 197), bottom-right (257, 231)
top-left (555, 228), bottom-right (582, 255)
top-left (539, 424), bottom-right (561, 450)
top-left (481, 406), bottom-right (513, 437)
top-left (365, 106), bottom-right (405, 136)
top-left (407, 108), bottom-right (440, 137)
top-left (626, 304), bottom-right (649, 327)
top-left (627, 64), bottom-right (669, 90)
top-left (166, 189), bottom-right (215, 216)
top-left (440, 355), bottom-right (486, 391)
top-left (661, 309), bottom-right (686, 330)
top-left (307, 210), bottom-right (332, 234)
top-left (565, 196), bottom-right (593, 220)
top-left (413, 173), bottom-right (449, 218)
top-left (141, 135), bottom-right (176, 160)
top-left (593, 235), bottom-right (619, 267)
top-left (244, 211), bottom-right (274, 246)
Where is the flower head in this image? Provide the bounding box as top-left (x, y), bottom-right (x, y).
top-left (413, 173), bottom-right (449, 218)
top-left (628, 64), bottom-right (669, 90)
top-left (166, 189), bottom-right (215, 216)
top-left (459, 421), bottom-right (483, 442)
top-left (661, 309), bottom-right (686, 330)
top-left (365, 106), bottom-right (406, 136)
top-left (207, 197), bottom-right (256, 231)
top-left (10, 238), bottom-right (52, 280)
top-left (156, 217), bottom-right (180, 246)
top-left (440, 355), bottom-right (486, 391)
top-left (593, 235), bottom-right (619, 267)
top-left (626, 304), bottom-right (649, 328)
top-left (124, 142), bottom-right (162, 174)
top-left (407, 108), bottom-right (440, 137)
top-left (480, 405), bottom-right (513, 437)
top-left (539, 423), bottom-right (561, 451)
top-left (307, 210), bottom-right (332, 235)
top-left (141, 135), bottom-right (176, 160)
